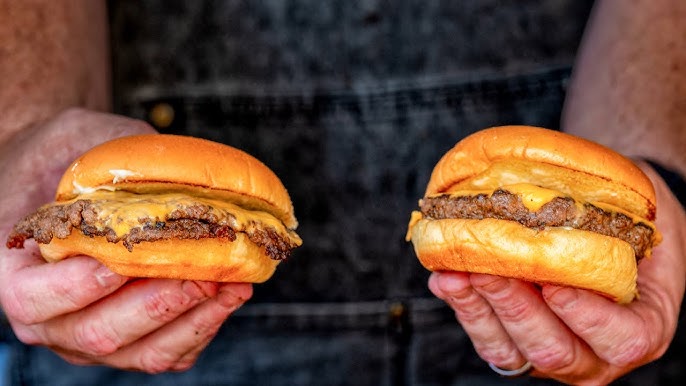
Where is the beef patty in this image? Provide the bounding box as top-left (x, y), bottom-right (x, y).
top-left (420, 189), bottom-right (655, 261)
top-left (6, 200), bottom-right (296, 260)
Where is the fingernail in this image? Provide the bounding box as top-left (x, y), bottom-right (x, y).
top-left (182, 281), bottom-right (217, 300)
top-left (471, 274), bottom-right (510, 294)
top-left (218, 283), bottom-right (253, 305)
top-left (94, 264), bottom-right (124, 287)
top-left (430, 273), bottom-right (474, 305)
top-left (545, 286), bottom-right (578, 310)
top-left (436, 272), bottom-right (471, 294)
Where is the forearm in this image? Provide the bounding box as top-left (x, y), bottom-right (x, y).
top-left (562, 0), bottom-right (686, 177)
top-left (0, 0), bottom-right (109, 145)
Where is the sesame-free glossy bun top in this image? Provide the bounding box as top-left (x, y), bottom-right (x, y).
top-left (56, 134), bottom-right (298, 229)
top-left (426, 126), bottom-right (656, 220)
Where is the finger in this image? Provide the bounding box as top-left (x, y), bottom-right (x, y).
top-left (543, 284), bottom-right (659, 368)
top-left (429, 272), bottom-right (527, 370)
top-left (170, 283), bottom-right (254, 371)
top-left (2, 255), bottom-right (127, 325)
top-left (471, 274), bottom-right (608, 381)
top-left (102, 283), bottom-right (252, 373)
top-left (38, 279), bottom-right (220, 357)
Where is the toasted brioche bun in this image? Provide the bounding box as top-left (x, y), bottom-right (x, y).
top-left (427, 125), bottom-right (656, 221)
top-left (57, 134), bottom-right (297, 229)
top-left (33, 134), bottom-right (299, 283)
top-left (40, 233), bottom-right (279, 283)
top-left (408, 126), bottom-right (660, 303)
top-left (409, 218), bottom-right (638, 303)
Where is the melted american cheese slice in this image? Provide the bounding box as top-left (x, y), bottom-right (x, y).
top-left (435, 183), bottom-right (655, 230)
top-left (496, 183), bottom-right (563, 212)
top-left (60, 190), bottom-right (302, 245)
top-left (443, 183), bottom-right (568, 212)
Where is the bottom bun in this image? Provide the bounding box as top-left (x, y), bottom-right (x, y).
top-left (409, 218), bottom-right (638, 303)
top-left (39, 233), bottom-right (280, 283)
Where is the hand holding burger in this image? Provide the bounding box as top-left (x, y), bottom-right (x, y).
top-left (408, 126), bottom-right (661, 303)
top-left (0, 109), bottom-right (280, 372)
top-left (418, 126), bottom-right (685, 384)
top-left (7, 133), bottom-right (302, 283)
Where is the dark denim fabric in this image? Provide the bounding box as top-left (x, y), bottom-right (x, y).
top-left (5, 1), bottom-right (685, 385)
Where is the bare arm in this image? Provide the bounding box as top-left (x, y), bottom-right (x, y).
top-left (433, 1), bottom-right (686, 383)
top-left (0, 0), bottom-right (110, 144)
top-left (0, 1), bottom-right (252, 374)
top-left (562, 0), bottom-right (686, 177)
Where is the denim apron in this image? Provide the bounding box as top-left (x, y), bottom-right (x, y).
top-left (6, 1), bottom-right (685, 385)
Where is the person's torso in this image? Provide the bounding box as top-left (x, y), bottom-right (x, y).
top-left (10, 2), bottom-right (626, 385)
top-left (110, 0), bottom-right (592, 305)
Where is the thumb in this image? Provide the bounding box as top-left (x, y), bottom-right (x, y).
top-left (1, 255), bottom-right (127, 325)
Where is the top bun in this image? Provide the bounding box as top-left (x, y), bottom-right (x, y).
top-left (56, 134), bottom-right (298, 229)
top-left (426, 126), bottom-right (656, 220)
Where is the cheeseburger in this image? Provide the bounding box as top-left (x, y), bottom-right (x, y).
top-left (6, 134), bottom-right (302, 283)
top-left (406, 126), bottom-right (661, 303)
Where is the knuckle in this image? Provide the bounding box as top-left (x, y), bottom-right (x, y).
top-left (477, 345), bottom-right (520, 365)
top-left (111, 115), bottom-right (156, 136)
top-left (131, 118), bottom-right (156, 133)
top-left (609, 335), bottom-right (651, 366)
top-left (56, 107), bottom-right (155, 136)
top-left (574, 308), bottom-right (614, 337)
top-left (494, 299), bottom-right (533, 324)
top-left (472, 277), bottom-right (536, 324)
top-left (12, 325), bottom-right (42, 346)
top-left (50, 276), bottom-right (87, 311)
top-left (187, 313), bottom-right (222, 341)
top-left (171, 358), bottom-right (199, 372)
top-left (138, 346), bottom-right (178, 374)
top-left (145, 290), bottom-right (197, 323)
top-left (73, 320), bottom-right (120, 357)
top-left (216, 283), bottom-right (253, 309)
top-left (445, 288), bottom-right (490, 320)
top-left (1, 282), bottom-right (49, 325)
top-left (454, 299), bottom-right (495, 324)
top-left (2, 287), bottom-right (37, 325)
top-left (527, 343), bottom-right (575, 372)
top-left (56, 107), bottom-right (89, 121)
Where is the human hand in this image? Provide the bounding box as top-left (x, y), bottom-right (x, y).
top-left (429, 162), bottom-right (686, 385)
top-left (0, 108), bottom-right (253, 372)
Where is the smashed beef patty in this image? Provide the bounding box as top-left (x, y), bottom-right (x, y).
top-left (6, 200), bottom-right (296, 260)
top-left (420, 189), bottom-right (655, 260)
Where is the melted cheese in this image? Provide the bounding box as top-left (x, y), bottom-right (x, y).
top-left (62, 191), bottom-right (302, 245)
top-left (444, 158), bottom-right (654, 221)
top-left (434, 183), bottom-right (654, 229)
top-left (440, 183), bottom-right (568, 211)
top-left (500, 183), bottom-right (566, 212)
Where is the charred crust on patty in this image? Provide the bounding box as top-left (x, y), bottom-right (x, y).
top-left (6, 200), bottom-right (297, 260)
top-left (419, 189), bottom-right (655, 260)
